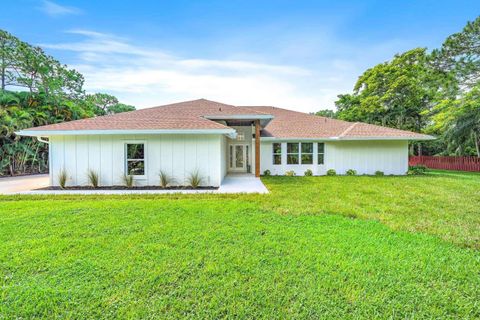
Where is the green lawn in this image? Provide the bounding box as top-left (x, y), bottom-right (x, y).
top-left (0, 170), bottom-right (479, 318)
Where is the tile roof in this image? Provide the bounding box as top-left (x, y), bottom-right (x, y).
top-left (22, 98), bottom-right (433, 140)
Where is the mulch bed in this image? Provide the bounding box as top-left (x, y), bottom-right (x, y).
top-left (37, 186), bottom-right (218, 191)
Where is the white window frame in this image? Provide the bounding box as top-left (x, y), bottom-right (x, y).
top-left (272, 143), bottom-right (282, 165)
top-left (124, 141), bottom-right (147, 179)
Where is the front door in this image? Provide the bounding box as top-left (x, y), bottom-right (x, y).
top-left (229, 144), bottom-right (248, 172)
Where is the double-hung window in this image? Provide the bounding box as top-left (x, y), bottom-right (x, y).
top-left (301, 143), bottom-right (313, 164)
top-left (318, 143), bottom-right (325, 165)
top-left (126, 143), bottom-right (145, 176)
top-left (272, 143), bottom-right (282, 165)
top-left (287, 143), bottom-right (299, 164)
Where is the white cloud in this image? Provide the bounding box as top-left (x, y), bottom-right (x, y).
top-left (39, 1), bottom-right (82, 17)
top-left (41, 29), bottom-right (367, 112)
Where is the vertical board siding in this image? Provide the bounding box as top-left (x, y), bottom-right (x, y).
top-left (409, 156), bottom-right (480, 172)
top-left (260, 140), bottom-right (408, 176)
top-left (49, 134), bottom-right (223, 187)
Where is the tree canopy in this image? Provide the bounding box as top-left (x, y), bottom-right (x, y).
top-left (328, 16), bottom-right (480, 157)
top-left (0, 29), bottom-right (136, 176)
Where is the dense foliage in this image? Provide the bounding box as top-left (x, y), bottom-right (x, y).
top-left (0, 30), bottom-right (135, 176)
top-left (324, 17), bottom-right (480, 156)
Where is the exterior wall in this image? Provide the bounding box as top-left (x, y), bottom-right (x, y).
top-left (49, 134), bottom-right (224, 187)
top-left (260, 140), bottom-right (409, 176)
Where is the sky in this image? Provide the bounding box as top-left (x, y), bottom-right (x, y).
top-left (1, 1), bottom-right (479, 112)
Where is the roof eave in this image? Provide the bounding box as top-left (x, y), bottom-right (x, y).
top-left (260, 135), bottom-right (436, 141)
top-left (15, 128), bottom-right (236, 137)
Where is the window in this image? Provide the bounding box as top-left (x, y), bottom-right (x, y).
top-left (237, 132), bottom-right (245, 141)
top-left (272, 143), bottom-right (282, 165)
top-left (301, 143), bottom-right (313, 164)
top-left (318, 143), bottom-right (325, 165)
top-left (287, 142), bottom-right (314, 165)
top-left (126, 143), bottom-right (145, 175)
top-left (287, 143), bottom-right (299, 164)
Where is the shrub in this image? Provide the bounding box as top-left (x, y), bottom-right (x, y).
top-left (326, 169), bottom-right (336, 176)
top-left (285, 170), bottom-right (296, 177)
top-left (304, 169), bottom-right (313, 176)
top-left (58, 168), bottom-right (68, 189)
top-left (346, 169), bottom-right (357, 176)
top-left (375, 170), bottom-right (384, 176)
top-left (159, 170), bottom-right (172, 188)
top-left (408, 165), bottom-right (427, 175)
top-left (123, 174), bottom-right (134, 188)
top-left (187, 170), bottom-right (203, 188)
top-left (87, 170), bottom-right (99, 188)
top-left (263, 169), bottom-right (271, 176)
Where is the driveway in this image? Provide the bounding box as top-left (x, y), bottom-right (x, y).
top-left (0, 174), bottom-right (49, 194)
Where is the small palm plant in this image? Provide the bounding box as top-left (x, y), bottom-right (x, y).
top-left (159, 170), bottom-right (172, 188)
top-left (123, 174), bottom-right (134, 188)
top-left (87, 169), bottom-right (99, 188)
top-left (58, 168), bottom-right (68, 189)
top-left (187, 170), bottom-right (203, 188)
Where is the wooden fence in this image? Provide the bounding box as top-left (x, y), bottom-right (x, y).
top-left (409, 156), bottom-right (480, 172)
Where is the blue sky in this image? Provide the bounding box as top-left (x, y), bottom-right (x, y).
top-left (2, 1), bottom-right (479, 112)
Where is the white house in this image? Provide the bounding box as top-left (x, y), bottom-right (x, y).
top-left (17, 99), bottom-right (434, 187)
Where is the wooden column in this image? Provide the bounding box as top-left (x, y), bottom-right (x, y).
top-left (255, 120), bottom-right (260, 177)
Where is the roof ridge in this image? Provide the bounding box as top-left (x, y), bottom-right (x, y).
top-left (339, 122), bottom-right (358, 137)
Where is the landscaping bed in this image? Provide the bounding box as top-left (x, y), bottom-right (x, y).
top-left (36, 185), bottom-right (218, 191)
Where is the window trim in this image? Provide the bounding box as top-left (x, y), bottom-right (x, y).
top-left (124, 141), bottom-right (147, 179)
top-left (272, 142), bottom-right (282, 165)
top-left (318, 142), bottom-right (325, 165)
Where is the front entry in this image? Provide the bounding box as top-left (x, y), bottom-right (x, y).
top-left (228, 144), bottom-right (249, 173)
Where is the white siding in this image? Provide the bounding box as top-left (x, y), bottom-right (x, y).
top-left (260, 140), bottom-right (408, 176)
top-left (49, 134), bottom-right (224, 187)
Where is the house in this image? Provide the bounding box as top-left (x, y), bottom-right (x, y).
top-left (17, 99), bottom-right (433, 187)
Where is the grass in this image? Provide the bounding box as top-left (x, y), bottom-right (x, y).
top-left (0, 170), bottom-right (479, 318)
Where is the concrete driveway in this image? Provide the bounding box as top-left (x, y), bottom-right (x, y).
top-left (0, 174), bottom-right (49, 194)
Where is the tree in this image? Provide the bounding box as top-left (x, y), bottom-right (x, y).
top-left (433, 84), bottom-right (480, 156)
top-left (107, 103), bottom-right (135, 114)
top-left (336, 48), bottom-right (438, 133)
top-left (431, 16), bottom-right (480, 89)
top-left (85, 93), bottom-right (119, 115)
top-left (314, 109), bottom-right (337, 118)
top-left (0, 29), bottom-right (84, 99)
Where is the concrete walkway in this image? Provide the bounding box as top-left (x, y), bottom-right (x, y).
top-left (0, 174), bottom-right (49, 194)
top-left (1, 174), bottom-right (268, 195)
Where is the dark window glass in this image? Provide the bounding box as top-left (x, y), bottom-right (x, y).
top-left (273, 143), bottom-right (282, 165)
top-left (127, 160), bottom-right (145, 175)
top-left (273, 143), bottom-right (282, 154)
top-left (318, 143), bottom-right (325, 165)
top-left (287, 143), bottom-right (299, 153)
top-left (287, 154), bottom-right (299, 164)
top-left (301, 143), bottom-right (313, 153)
top-left (318, 143), bottom-right (325, 153)
top-left (301, 154), bottom-right (313, 164)
top-left (273, 155), bottom-right (282, 165)
top-left (318, 154), bottom-right (324, 165)
top-left (127, 144), bottom-right (144, 159)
